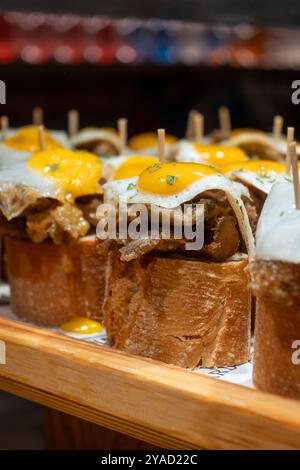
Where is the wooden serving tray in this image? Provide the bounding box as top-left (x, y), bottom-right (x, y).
top-left (1, 313), bottom-right (300, 450)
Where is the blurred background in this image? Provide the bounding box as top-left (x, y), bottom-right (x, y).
top-left (1, 0), bottom-right (300, 449)
top-left (0, 1), bottom-right (300, 135)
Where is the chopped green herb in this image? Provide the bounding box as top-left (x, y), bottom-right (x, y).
top-left (166, 175), bottom-right (178, 186)
top-left (127, 182), bottom-right (136, 191)
top-left (148, 163), bottom-right (162, 173)
top-left (280, 211), bottom-right (285, 216)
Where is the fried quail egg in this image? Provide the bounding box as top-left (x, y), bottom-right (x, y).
top-left (0, 126), bottom-right (66, 168)
top-left (222, 160), bottom-right (289, 194)
top-left (104, 161), bottom-right (254, 258)
top-left (0, 148), bottom-right (103, 220)
top-left (173, 141), bottom-right (248, 169)
top-left (128, 132), bottom-right (177, 155)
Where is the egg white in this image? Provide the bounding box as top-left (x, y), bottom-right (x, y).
top-left (255, 182), bottom-right (300, 263)
top-left (225, 169), bottom-right (290, 194)
top-left (167, 139), bottom-right (211, 163)
top-left (221, 131), bottom-right (300, 157)
top-left (0, 161), bottom-right (62, 220)
top-left (0, 129), bottom-right (70, 169)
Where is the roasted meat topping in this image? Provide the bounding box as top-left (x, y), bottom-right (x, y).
top-left (0, 184), bottom-right (56, 220)
top-left (26, 203), bottom-right (90, 244)
top-left (76, 195), bottom-right (103, 226)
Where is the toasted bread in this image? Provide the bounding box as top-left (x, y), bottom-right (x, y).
top-left (251, 260), bottom-right (300, 399)
top-left (104, 247), bottom-right (251, 368)
top-left (5, 236), bottom-right (107, 326)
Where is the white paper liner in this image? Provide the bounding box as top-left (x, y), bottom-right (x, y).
top-left (0, 283), bottom-right (253, 388)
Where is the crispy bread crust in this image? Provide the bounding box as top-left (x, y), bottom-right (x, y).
top-left (5, 236), bottom-right (107, 326)
top-left (104, 248), bottom-right (251, 368)
top-left (251, 260), bottom-right (300, 399)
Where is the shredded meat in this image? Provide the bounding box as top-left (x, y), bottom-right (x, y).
top-left (116, 189), bottom-right (254, 262)
top-left (26, 203), bottom-right (90, 244)
top-left (76, 195), bottom-right (103, 226)
top-left (120, 238), bottom-right (161, 261)
top-left (119, 215), bottom-right (240, 263)
top-left (0, 184), bottom-right (56, 220)
top-left (201, 215), bottom-right (239, 262)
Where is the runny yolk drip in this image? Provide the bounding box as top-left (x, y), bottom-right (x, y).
top-left (129, 132), bottom-right (177, 151)
top-left (138, 162), bottom-right (219, 196)
top-left (192, 143), bottom-right (248, 169)
top-left (221, 160), bottom-right (286, 176)
top-left (113, 156), bottom-right (158, 180)
top-left (61, 317), bottom-right (103, 335)
top-left (4, 126), bottom-right (63, 152)
top-left (28, 148), bottom-right (102, 201)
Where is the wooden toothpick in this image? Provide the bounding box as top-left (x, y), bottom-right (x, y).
top-left (38, 125), bottom-right (45, 151)
top-left (272, 115), bottom-right (283, 142)
top-left (285, 127), bottom-right (295, 174)
top-left (0, 115), bottom-right (9, 140)
top-left (157, 129), bottom-right (165, 163)
top-left (118, 118), bottom-right (128, 154)
top-left (68, 109), bottom-right (79, 137)
top-left (186, 110), bottom-right (198, 140)
top-left (218, 106), bottom-right (231, 137)
top-left (193, 112), bottom-right (204, 143)
top-left (288, 141), bottom-right (300, 209)
top-left (32, 106), bottom-right (43, 125)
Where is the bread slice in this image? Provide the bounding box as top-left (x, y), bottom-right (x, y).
top-left (104, 247), bottom-right (251, 368)
top-left (5, 236), bottom-right (107, 326)
top-left (251, 260), bottom-right (300, 399)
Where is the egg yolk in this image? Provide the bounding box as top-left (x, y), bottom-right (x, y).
top-left (4, 126), bottom-right (63, 152)
top-left (222, 160), bottom-right (286, 176)
top-left (61, 317), bottom-right (103, 335)
top-left (138, 162), bottom-right (219, 196)
top-left (129, 132), bottom-right (177, 151)
top-left (113, 156), bottom-right (158, 180)
top-left (193, 143), bottom-right (248, 169)
top-left (28, 148), bottom-right (102, 201)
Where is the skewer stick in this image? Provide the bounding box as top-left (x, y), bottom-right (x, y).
top-left (157, 129), bottom-right (165, 163)
top-left (272, 115), bottom-right (283, 142)
top-left (218, 106), bottom-right (231, 137)
top-left (117, 118), bottom-right (128, 154)
top-left (68, 109), bottom-right (79, 137)
top-left (288, 141), bottom-right (300, 209)
top-left (0, 115), bottom-right (9, 140)
top-left (38, 125), bottom-right (45, 151)
top-left (32, 106), bottom-right (43, 125)
top-left (193, 112), bottom-right (204, 143)
top-left (285, 126), bottom-right (295, 174)
top-left (186, 109), bottom-right (198, 140)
